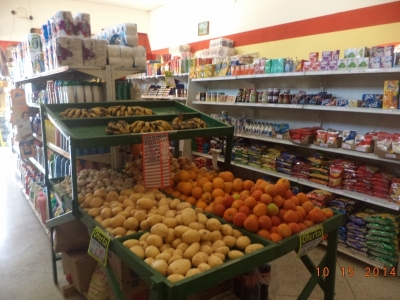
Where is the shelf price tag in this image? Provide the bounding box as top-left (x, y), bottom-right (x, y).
top-left (142, 132), bottom-right (171, 189)
top-left (88, 226), bottom-right (110, 266)
top-left (297, 225), bottom-right (323, 257)
top-left (385, 154), bottom-right (396, 159)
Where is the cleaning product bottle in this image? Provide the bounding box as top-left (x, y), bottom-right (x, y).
top-left (65, 159), bottom-right (71, 176)
top-left (34, 182), bottom-right (44, 211)
top-left (48, 152), bottom-right (54, 178)
top-left (66, 80), bottom-right (75, 103)
top-left (121, 80), bottom-right (128, 100)
top-left (37, 191), bottom-right (47, 224)
top-left (127, 80), bottom-right (132, 100)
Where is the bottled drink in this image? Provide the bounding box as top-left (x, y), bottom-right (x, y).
top-left (29, 178), bottom-right (36, 202)
top-left (37, 192), bottom-right (48, 223)
top-left (25, 174), bottom-right (32, 195)
top-left (34, 181), bottom-right (44, 211)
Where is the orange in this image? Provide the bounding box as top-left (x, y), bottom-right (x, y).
top-left (303, 220), bottom-right (314, 228)
top-left (218, 171), bottom-right (234, 182)
top-left (177, 181), bottom-right (184, 192)
top-left (201, 192), bottom-right (213, 204)
top-left (178, 170), bottom-right (190, 182)
top-left (244, 197), bottom-right (257, 209)
top-left (196, 200), bottom-right (208, 210)
top-left (191, 187), bottom-right (203, 199)
top-left (251, 190), bottom-right (264, 202)
top-left (239, 205), bottom-right (251, 216)
top-left (264, 185), bottom-right (278, 196)
top-left (277, 178), bottom-right (291, 190)
top-left (169, 176), bottom-right (175, 187)
top-left (295, 206), bottom-right (306, 217)
top-left (287, 222), bottom-right (301, 234)
top-left (272, 195), bottom-right (285, 208)
top-left (171, 191), bottom-right (181, 198)
top-left (191, 182), bottom-right (198, 188)
top-left (196, 177), bottom-right (210, 188)
top-left (256, 180), bottom-right (270, 192)
top-left (243, 180), bottom-right (255, 191)
top-left (270, 226), bottom-right (279, 234)
top-left (213, 203), bottom-right (227, 217)
top-left (224, 182), bottom-right (233, 194)
top-left (204, 172), bottom-right (214, 181)
top-left (223, 207), bottom-right (238, 223)
top-left (302, 201), bottom-right (314, 214)
top-left (298, 223), bottom-right (307, 231)
top-left (211, 188), bottom-right (225, 199)
top-left (322, 208), bottom-right (334, 219)
top-left (270, 216), bottom-right (282, 227)
top-left (164, 187), bottom-right (174, 195)
top-left (290, 196), bottom-right (300, 206)
top-left (232, 178), bottom-right (244, 192)
top-left (240, 190), bottom-right (250, 197)
top-left (253, 203), bottom-right (268, 217)
top-left (277, 223), bottom-right (292, 238)
top-left (244, 217), bottom-right (259, 233)
top-left (274, 183), bottom-right (287, 197)
top-left (284, 190), bottom-right (294, 200)
top-left (179, 194), bottom-right (188, 201)
top-left (202, 182), bottom-right (213, 193)
top-left (296, 211), bottom-right (304, 223)
top-left (231, 199), bottom-right (244, 210)
top-left (278, 209), bottom-right (287, 221)
top-left (257, 229), bottom-right (270, 239)
top-left (283, 210), bottom-right (299, 223)
top-left (186, 196), bottom-right (197, 206)
top-left (189, 165), bottom-right (199, 173)
top-left (214, 196), bottom-right (225, 205)
top-left (258, 215), bottom-right (272, 230)
top-left (297, 192), bottom-right (309, 204)
top-left (204, 205), bottom-right (214, 213)
top-left (283, 199), bottom-right (296, 211)
top-left (173, 172), bottom-right (180, 183)
top-left (269, 232), bottom-right (283, 242)
top-left (188, 171), bottom-right (197, 181)
top-left (180, 182), bottom-right (193, 195)
top-left (309, 207), bottom-right (326, 223)
top-left (260, 193), bottom-right (272, 205)
top-left (247, 214), bottom-right (258, 220)
top-left (212, 177), bottom-right (225, 189)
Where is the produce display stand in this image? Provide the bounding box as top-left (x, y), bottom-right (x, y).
top-left (40, 100), bottom-right (344, 300)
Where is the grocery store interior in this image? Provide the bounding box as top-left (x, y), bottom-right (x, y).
top-left (0, 0), bottom-right (400, 300)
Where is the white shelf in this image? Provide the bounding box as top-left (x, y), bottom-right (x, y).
top-left (192, 101), bottom-right (233, 105)
top-left (128, 73), bottom-right (189, 80)
top-left (142, 96), bottom-right (187, 101)
top-left (236, 134), bottom-right (400, 165)
top-left (14, 66), bottom-right (106, 82)
top-left (191, 151), bottom-right (400, 211)
top-left (319, 240), bottom-right (386, 269)
top-left (27, 157), bottom-right (45, 174)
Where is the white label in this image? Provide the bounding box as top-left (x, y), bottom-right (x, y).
top-left (335, 190), bottom-right (345, 195)
top-left (294, 140), bottom-right (301, 144)
top-left (386, 154), bottom-right (396, 159)
top-left (276, 134), bottom-right (283, 139)
top-left (320, 143), bottom-right (328, 148)
top-left (342, 143), bottom-right (351, 149)
top-left (356, 146), bottom-right (367, 152)
top-left (389, 204), bottom-right (400, 211)
top-left (362, 197), bottom-right (370, 203)
top-left (337, 107), bottom-right (346, 111)
top-left (88, 227), bottom-right (110, 266)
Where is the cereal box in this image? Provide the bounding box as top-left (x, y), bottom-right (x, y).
top-left (337, 59), bottom-right (347, 70)
top-left (319, 60), bottom-right (329, 71)
top-left (336, 99), bottom-right (359, 107)
top-left (356, 47), bottom-right (370, 58)
top-left (309, 52), bottom-right (319, 63)
top-left (322, 51), bottom-right (333, 61)
top-left (357, 58), bottom-right (369, 69)
top-left (383, 80), bottom-right (399, 109)
top-left (344, 48), bottom-right (357, 59)
top-left (369, 57), bottom-right (381, 69)
top-left (264, 59), bottom-right (272, 73)
top-left (347, 58), bottom-right (357, 69)
top-left (384, 45), bottom-right (394, 57)
top-left (371, 46), bottom-right (384, 57)
top-left (394, 53), bottom-right (400, 68)
top-left (303, 62), bottom-right (311, 71)
top-left (381, 56), bottom-right (393, 68)
top-left (332, 50), bottom-right (340, 60)
top-left (311, 61), bottom-right (321, 71)
top-left (328, 60), bottom-right (338, 70)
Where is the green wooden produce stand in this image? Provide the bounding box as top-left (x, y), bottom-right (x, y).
top-left (41, 101), bottom-right (345, 300)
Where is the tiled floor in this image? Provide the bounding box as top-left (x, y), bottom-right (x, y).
top-left (0, 146), bottom-right (399, 300)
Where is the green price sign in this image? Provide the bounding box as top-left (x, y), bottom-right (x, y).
top-left (88, 226), bottom-right (110, 265)
top-left (297, 225), bottom-right (323, 257)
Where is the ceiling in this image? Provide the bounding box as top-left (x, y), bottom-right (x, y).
top-left (73, 0), bottom-right (171, 11)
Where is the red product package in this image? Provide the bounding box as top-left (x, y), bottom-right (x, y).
top-left (389, 178), bottom-right (400, 204)
top-left (329, 165), bottom-right (343, 188)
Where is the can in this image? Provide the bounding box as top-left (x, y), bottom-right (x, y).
top-left (273, 88), bottom-right (280, 96)
top-left (250, 90), bottom-right (257, 103)
top-left (278, 94), bottom-right (284, 104)
top-left (211, 92), bottom-right (217, 102)
top-left (200, 92), bottom-right (206, 101)
top-left (272, 96), bottom-right (279, 103)
top-left (258, 91), bottom-right (263, 103)
top-left (206, 92), bottom-right (211, 101)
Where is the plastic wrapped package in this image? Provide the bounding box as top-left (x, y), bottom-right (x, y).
top-left (169, 44), bottom-right (190, 53)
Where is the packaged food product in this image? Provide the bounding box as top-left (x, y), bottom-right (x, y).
top-left (392, 134), bottom-right (400, 154)
top-left (328, 60), bottom-right (338, 70)
top-left (302, 62), bottom-right (311, 71)
top-left (264, 59), bottom-right (271, 73)
top-left (327, 131), bottom-right (339, 144)
top-left (369, 57), bottom-right (381, 69)
top-left (371, 46), bottom-right (384, 57)
top-left (311, 61), bottom-right (321, 71)
top-left (356, 47), bottom-right (370, 58)
top-left (383, 80), bottom-right (399, 109)
top-left (329, 165), bottom-right (343, 187)
top-left (337, 59), bottom-right (347, 70)
top-left (322, 51), bottom-right (333, 61)
top-left (332, 50), bottom-right (340, 60)
top-left (347, 58), bottom-right (357, 68)
top-left (357, 58), bottom-right (369, 68)
top-left (343, 130), bottom-right (357, 144)
top-left (376, 132), bottom-right (393, 151)
top-left (309, 52), bottom-right (319, 63)
top-left (381, 56), bottom-right (393, 68)
top-left (389, 178), bottom-right (400, 204)
top-left (383, 45), bottom-right (394, 57)
top-left (344, 49), bottom-right (357, 59)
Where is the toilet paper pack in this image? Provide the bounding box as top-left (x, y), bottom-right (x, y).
top-left (73, 13), bottom-right (91, 38)
top-left (54, 11), bottom-right (74, 37)
top-left (53, 37), bottom-right (83, 67)
top-left (83, 38), bottom-right (95, 66)
top-left (120, 46), bottom-right (134, 58)
top-left (94, 39), bottom-right (107, 67)
top-left (26, 34), bottom-right (42, 53)
top-left (121, 58), bottom-right (134, 68)
top-left (134, 56), bottom-right (146, 68)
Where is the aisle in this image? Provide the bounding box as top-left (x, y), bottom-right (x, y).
top-left (0, 147), bottom-right (83, 300)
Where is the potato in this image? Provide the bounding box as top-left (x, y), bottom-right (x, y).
top-left (145, 245), bottom-right (160, 258)
top-left (123, 239), bottom-right (139, 248)
top-left (188, 222), bottom-right (205, 230)
top-left (176, 242), bottom-right (190, 253)
top-left (164, 228), bottom-right (176, 244)
top-left (191, 252), bottom-right (209, 267)
top-left (163, 217), bottom-right (178, 229)
top-left (118, 196), bottom-right (128, 203)
top-left (168, 259), bottom-right (191, 275)
top-left (168, 255), bottom-right (183, 265)
top-left (133, 210), bottom-right (147, 222)
top-left (183, 242), bottom-right (200, 260)
top-left (157, 205), bottom-right (170, 216)
top-left (210, 253), bottom-right (225, 262)
top-left (151, 260), bottom-right (168, 275)
top-left (140, 220), bottom-right (149, 230)
top-left (211, 231), bottom-right (222, 243)
top-left (196, 213), bottom-right (208, 225)
top-left (147, 215), bottom-right (164, 228)
top-left (181, 208), bottom-right (197, 226)
top-left (197, 263), bottom-right (211, 272)
top-left (232, 229), bottom-right (243, 238)
top-left (182, 229), bottom-right (201, 244)
top-left (215, 246), bottom-right (230, 256)
top-left (171, 238), bottom-right (183, 249)
top-left (155, 252), bottom-right (172, 262)
top-left (176, 202), bottom-right (191, 211)
top-left (174, 225), bottom-right (190, 237)
top-left (165, 210), bottom-right (176, 218)
top-left (245, 243), bottom-right (264, 254)
top-left (112, 227), bottom-right (127, 237)
top-left (159, 244), bottom-right (171, 252)
top-left (122, 199), bottom-right (135, 208)
top-left (144, 257), bottom-right (154, 266)
top-left (173, 249), bottom-right (183, 257)
top-left (211, 240), bottom-right (225, 252)
top-left (200, 241), bottom-right (212, 247)
top-left (158, 198), bottom-right (170, 207)
top-left (199, 245), bottom-right (213, 256)
top-left (147, 234), bottom-right (163, 248)
top-left (175, 215), bottom-right (183, 225)
top-left (110, 215), bottom-right (126, 228)
top-left (106, 191), bottom-right (119, 202)
top-left (117, 210), bottom-right (131, 219)
top-left (198, 229), bottom-right (212, 242)
top-left (89, 197), bottom-right (103, 208)
top-left (130, 245), bottom-right (145, 259)
top-left (150, 223), bottom-right (169, 238)
top-left (139, 232), bottom-right (151, 241)
top-left (139, 241), bottom-right (148, 249)
top-left (206, 218), bottom-right (221, 231)
top-left (228, 250), bottom-right (244, 260)
top-left (186, 268), bottom-right (201, 277)
top-left (169, 198), bottom-right (181, 210)
top-left (220, 224), bottom-right (233, 236)
top-left (167, 274), bottom-right (185, 283)
top-left (137, 197), bottom-right (154, 209)
top-left (94, 215), bottom-right (103, 224)
top-left (126, 229), bottom-right (137, 235)
top-left (100, 218), bottom-right (112, 229)
top-left (129, 193), bottom-right (143, 203)
top-left (207, 255), bottom-right (223, 268)
top-left (101, 208), bottom-right (112, 219)
top-left (123, 217), bottom-right (139, 230)
top-left (222, 236), bottom-right (237, 248)
top-left (236, 236), bottom-right (251, 250)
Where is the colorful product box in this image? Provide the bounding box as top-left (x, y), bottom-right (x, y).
top-left (384, 45), bottom-right (394, 57)
top-left (336, 99), bottom-right (359, 107)
top-left (344, 48), bottom-right (357, 59)
top-left (383, 80), bottom-right (399, 109)
top-left (295, 60), bottom-right (308, 72)
top-left (276, 58), bottom-right (286, 73)
top-left (309, 52), bottom-right (319, 63)
top-left (365, 99), bottom-right (383, 108)
top-left (381, 56), bottom-right (393, 68)
top-left (356, 47), bottom-right (370, 58)
top-left (357, 58), bottom-right (369, 69)
top-left (302, 62), bottom-right (311, 71)
top-left (371, 46), bottom-right (384, 57)
top-left (319, 60), bottom-right (329, 70)
top-left (394, 53), bottom-right (400, 68)
top-left (337, 59), bottom-right (347, 70)
top-left (320, 98), bottom-right (337, 106)
top-left (328, 60), bottom-right (338, 70)
top-left (264, 59), bottom-right (272, 73)
top-left (369, 57), bottom-right (381, 69)
top-left (322, 51), bottom-right (333, 61)
top-left (311, 61), bottom-right (321, 71)
top-left (347, 58), bottom-right (357, 68)
top-left (271, 59), bottom-right (278, 73)
top-left (332, 50), bottom-right (340, 60)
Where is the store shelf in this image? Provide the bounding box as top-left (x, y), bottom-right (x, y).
top-left (76, 153), bottom-right (111, 165)
top-left (319, 240), bottom-right (386, 269)
top-left (22, 189), bottom-right (49, 237)
top-left (192, 101), bottom-right (233, 106)
top-left (141, 95), bottom-right (187, 101)
top-left (236, 134), bottom-right (400, 165)
top-left (47, 142), bottom-right (70, 160)
top-left (192, 151), bottom-right (400, 211)
top-left (27, 157), bottom-right (45, 174)
top-left (128, 73), bottom-right (189, 80)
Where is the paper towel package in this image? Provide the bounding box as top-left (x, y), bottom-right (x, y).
top-left (120, 23), bottom-right (137, 35)
top-left (94, 40), bottom-right (107, 67)
top-left (73, 13), bottom-right (91, 38)
top-left (120, 46), bottom-right (134, 58)
top-left (124, 34), bottom-right (138, 47)
top-left (68, 37), bottom-right (83, 66)
top-left (41, 24), bottom-right (49, 43)
top-left (107, 45), bottom-right (121, 58)
top-left (134, 56), bottom-right (146, 68)
top-left (108, 57), bottom-right (122, 66)
top-left (121, 58), bottom-right (134, 68)
top-left (54, 11), bottom-right (74, 37)
top-left (169, 45), bottom-right (190, 54)
top-left (26, 34), bottom-right (42, 53)
top-left (54, 37), bottom-right (70, 67)
top-left (53, 37), bottom-right (83, 67)
top-left (133, 46), bottom-right (146, 57)
top-left (82, 38), bottom-right (95, 66)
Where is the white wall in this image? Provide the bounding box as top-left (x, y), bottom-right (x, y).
top-left (148, 0), bottom-right (397, 50)
top-left (0, 0), bottom-right (149, 41)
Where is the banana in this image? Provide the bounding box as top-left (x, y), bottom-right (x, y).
top-left (120, 106), bottom-right (127, 116)
top-left (60, 108), bottom-right (74, 118)
top-left (132, 121), bottom-right (145, 133)
top-left (81, 109), bottom-right (90, 118)
top-left (156, 125), bottom-right (166, 132)
top-left (73, 109), bottom-right (82, 118)
top-left (89, 107), bottom-right (102, 117)
top-left (107, 121), bottom-right (120, 131)
top-left (110, 106), bottom-right (119, 116)
top-left (67, 109), bottom-right (76, 118)
top-left (106, 129), bottom-right (116, 135)
top-left (89, 112), bottom-right (98, 118)
top-left (98, 107), bottom-right (109, 116)
top-left (118, 121), bottom-right (130, 133)
top-left (143, 108), bottom-right (153, 115)
top-left (127, 106), bottom-right (133, 116)
top-left (116, 110), bottom-right (121, 116)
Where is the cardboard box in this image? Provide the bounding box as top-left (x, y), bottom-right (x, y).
top-left (342, 143), bottom-right (356, 151)
top-left (369, 57), bottom-right (381, 69)
top-left (54, 219), bottom-right (91, 253)
top-left (337, 59), bottom-right (347, 70)
top-left (347, 58), bottom-right (357, 69)
top-left (374, 145), bottom-right (400, 161)
top-left (62, 250), bottom-right (98, 294)
top-left (309, 52), bottom-right (319, 63)
top-left (383, 80), bottom-right (399, 109)
top-left (344, 48), bottom-right (357, 59)
top-left (290, 135), bottom-right (315, 145)
top-left (313, 138), bottom-right (342, 149)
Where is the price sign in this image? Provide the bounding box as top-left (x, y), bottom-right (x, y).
top-left (386, 154), bottom-right (396, 159)
top-left (342, 143), bottom-right (351, 149)
top-left (88, 227), bottom-right (110, 265)
top-left (276, 134), bottom-right (283, 139)
top-left (142, 132), bottom-right (171, 189)
top-left (297, 225), bottom-right (323, 257)
top-left (320, 143), bottom-right (328, 148)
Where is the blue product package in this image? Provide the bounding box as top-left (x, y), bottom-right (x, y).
top-left (271, 59), bottom-right (278, 73)
top-left (362, 94), bottom-right (376, 101)
top-left (277, 58), bottom-right (286, 73)
top-left (365, 99), bottom-right (382, 108)
top-left (336, 99), bottom-right (349, 107)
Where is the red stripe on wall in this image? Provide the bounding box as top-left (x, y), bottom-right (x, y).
top-left (152, 1), bottom-right (400, 55)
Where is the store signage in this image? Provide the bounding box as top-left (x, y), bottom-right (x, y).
top-left (297, 225), bottom-right (323, 257)
top-left (88, 226), bottom-right (110, 265)
top-left (142, 132), bottom-right (171, 188)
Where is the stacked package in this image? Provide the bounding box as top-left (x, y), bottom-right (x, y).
top-left (93, 23), bottom-right (138, 47)
top-left (307, 153), bottom-right (331, 186)
top-left (329, 198), bottom-right (356, 247)
top-left (247, 145), bottom-right (265, 168)
top-left (292, 159), bottom-right (311, 180)
top-left (133, 46), bottom-right (146, 68)
top-left (389, 178), bottom-right (400, 204)
top-left (260, 147), bottom-right (281, 171)
top-left (194, 157), bottom-right (213, 169)
top-left (307, 190), bottom-right (334, 207)
top-left (106, 45), bottom-right (134, 68)
top-left (346, 214), bottom-right (369, 258)
top-left (364, 213), bottom-right (399, 267)
top-left (192, 137), bottom-right (210, 154)
top-left (275, 152), bottom-right (302, 175)
top-left (82, 38), bottom-right (107, 67)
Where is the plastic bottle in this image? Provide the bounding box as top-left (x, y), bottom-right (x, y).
top-left (60, 157), bottom-right (67, 177)
top-left (115, 80), bottom-right (122, 100)
top-left (34, 182), bottom-right (44, 211)
top-left (29, 177), bottom-right (36, 202)
top-left (37, 192), bottom-right (48, 224)
top-left (75, 81), bottom-right (85, 103)
top-left (83, 81), bottom-right (93, 102)
top-left (91, 81), bottom-right (100, 102)
top-left (65, 159), bottom-right (71, 176)
top-left (55, 154), bottom-right (63, 178)
top-left (130, 81), bottom-right (136, 100)
top-left (121, 80), bottom-right (128, 100)
top-left (127, 80), bottom-right (132, 100)
top-left (267, 123), bottom-right (273, 137)
top-left (48, 153), bottom-right (54, 178)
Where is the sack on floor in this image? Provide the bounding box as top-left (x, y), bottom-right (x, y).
top-left (87, 263), bottom-right (109, 300)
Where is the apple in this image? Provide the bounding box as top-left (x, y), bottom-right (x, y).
top-left (267, 203), bottom-right (279, 216)
top-left (232, 212), bottom-right (247, 227)
top-left (223, 208), bottom-right (238, 223)
top-left (223, 195), bottom-right (235, 208)
top-left (213, 204), bottom-right (226, 217)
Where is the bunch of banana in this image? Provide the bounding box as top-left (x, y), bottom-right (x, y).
top-left (107, 105), bottom-right (153, 116)
top-left (131, 120), bottom-right (173, 133)
top-left (172, 115), bottom-right (207, 130)
top-left (60, 107), bottom-right (109, 118)
top-left (105, 120), bottom-right (131, 135)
